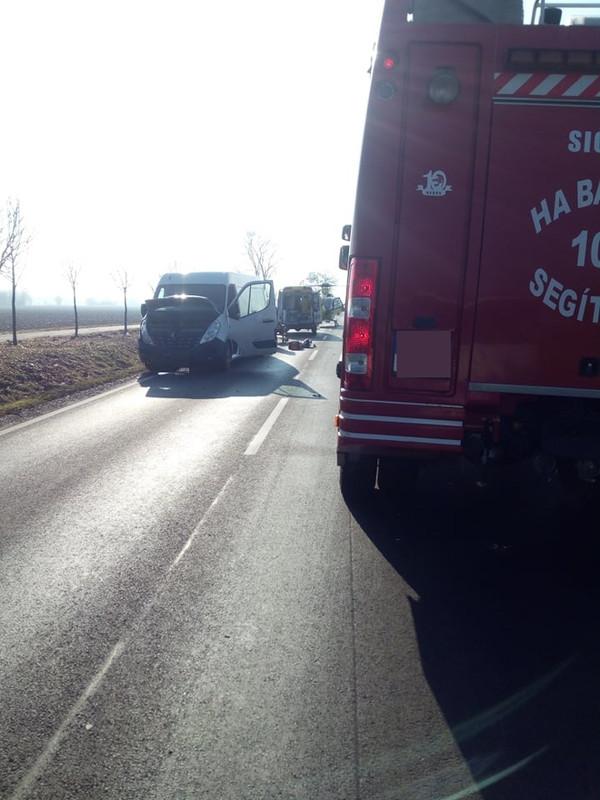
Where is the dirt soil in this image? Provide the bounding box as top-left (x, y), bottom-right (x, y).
top-left (0, 332), bottom-right (143, 417)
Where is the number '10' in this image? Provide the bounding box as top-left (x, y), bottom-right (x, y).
top-left (572, 230), bottom-right (600, 268)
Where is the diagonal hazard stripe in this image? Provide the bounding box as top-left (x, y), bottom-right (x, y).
top-left (530, 73), bottom-right (566, 95)
top-left (496, 73), bottom-right (532, 95)
top-left (564, 75), bottom-right (598, 96)
top-left (494, 72), bottom-right (600, 99)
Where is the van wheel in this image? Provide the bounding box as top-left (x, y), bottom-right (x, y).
top-left (215, 342), bottom-right (232, 372)
top-left (339, 457), bottom-right (377, 502)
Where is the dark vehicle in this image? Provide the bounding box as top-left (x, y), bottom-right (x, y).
top-left (277, 286), bottom-right (321, 336)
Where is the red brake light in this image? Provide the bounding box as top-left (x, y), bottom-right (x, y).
top-left (343, 258), bottom-right (378, 390)
top-left (347, 319), bottom-right (371, 350)
top-left (357, 276), bottom-right (375, 297)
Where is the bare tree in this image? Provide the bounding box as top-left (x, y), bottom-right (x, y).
top-left (1, 200), bottom-right (29, 345)
top-left (65, 264), bottom-right (82, 337)
top-left (112, 267), bottom-right (131, 334)
top-left (244, 232), bottom-right (277, 280)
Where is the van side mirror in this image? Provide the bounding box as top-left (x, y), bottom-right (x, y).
top-left (140, 303), bottom-right (147, 317)
top-left (228, 303), bottom-right (240, 320)
top-left (339, 245), bottom-right (350, 271)
top-left (341, 224), bottom-right (352, 242)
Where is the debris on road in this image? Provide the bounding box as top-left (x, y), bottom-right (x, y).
top-left (288, 339), bottom-right (315, 351)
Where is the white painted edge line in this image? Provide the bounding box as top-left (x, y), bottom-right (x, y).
top-left (170, 475), bottom-right (234, 568)
top-left (10, 472), bottom-right (236, 794)
top-left (0, 381), bottom-right (138, 438)
top-left (244, 397), bottom-right (289, 456)
top-left (9, 639), bottom-right (126, 800)
top-left (308, 349), bottom-right (318, 361)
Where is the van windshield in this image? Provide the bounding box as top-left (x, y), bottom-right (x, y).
top-left (155, 283), bottom-right (227, 312)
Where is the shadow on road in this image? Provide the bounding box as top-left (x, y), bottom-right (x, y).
top-left (138, 354), bottom-right (323, 401)
top-left (347, 462), bottom-right (600, 799)
top-left (281, 328), bottom-right (343, 345)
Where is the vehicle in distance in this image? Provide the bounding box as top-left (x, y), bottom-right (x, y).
top-left (337, 0), bottom-right (600, 496)
top-left (277, 286), bottom-right (321, 335)
top-left (139, 271), bottom-right (277, 373)
top-left (322, 295), bottom-right (344, 326)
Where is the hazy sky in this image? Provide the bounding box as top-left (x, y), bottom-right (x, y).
top-left (0, 1), bottom-right (584, 304)
top-left (1, 0), bottom-right (382, 303)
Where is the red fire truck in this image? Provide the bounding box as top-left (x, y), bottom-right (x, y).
top-left (337, 0), bottom-right (600, 498)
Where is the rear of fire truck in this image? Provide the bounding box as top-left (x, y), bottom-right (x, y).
top-left (337, 0), bottom-right (600, 498)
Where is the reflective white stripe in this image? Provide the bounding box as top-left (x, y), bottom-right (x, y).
top-left (341, 396), bottom-right (463, 409)
top-left (563, 75), bottom-right (597, 96)
top-left (338, 430), bottom-right (461, 447)
top-left (340, 412), bottom-right (462, 428)
top-left (470, 382), bottom-right (600, 399)
top-left (530, 74), bottom-right (564, 96)
top-left (497, 73), bottom-right (532, 95)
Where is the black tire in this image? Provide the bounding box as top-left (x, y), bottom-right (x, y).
top-left (214, 341), bottom-right (232, 372)
top-left (339, 457), bottom-right (377, 503)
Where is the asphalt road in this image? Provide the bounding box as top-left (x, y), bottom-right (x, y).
top-left (1, 329), bottom-right (599, 799)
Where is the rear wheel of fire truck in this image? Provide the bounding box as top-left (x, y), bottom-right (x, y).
top-left (377, 457), bottom-right (419, 500)
top-left (339, 457), bottom-right (377, 503)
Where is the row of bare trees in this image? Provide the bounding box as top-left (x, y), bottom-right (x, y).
top-left (0, 202), bottom-right (277, 347)
top-left (64, 266), bottom-right (131, 339)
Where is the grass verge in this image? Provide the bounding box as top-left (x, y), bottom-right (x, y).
top-left (0, 333), bottom-right (143, 417)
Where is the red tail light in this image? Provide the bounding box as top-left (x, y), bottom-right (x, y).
top-left (344, 258), bottom-right (378, 390)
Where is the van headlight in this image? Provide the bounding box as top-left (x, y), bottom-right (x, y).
top-left (200, 318), bottom-right (222, 344)
top-left (140, 319), bottom-right (154, 345)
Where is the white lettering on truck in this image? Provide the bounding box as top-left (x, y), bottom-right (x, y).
top-left (527, 178), bottom-right (600, 324)
top-left (530, 180), bottom-right (600, 234)
top-left (528, 270), bottom-right (600, 323)
top-left (568, 130), bottom-right (600, 154)
top-left (577, 180), bottom-right (600, 208)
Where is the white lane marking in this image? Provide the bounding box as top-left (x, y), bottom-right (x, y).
top-left (244, 398), bottom-right (289, 456)
top-left (170, 475), bottom-right (234, 568)
top-left (309, 349), bottom-right (318, 361)
top-left (9, 640), bottom-right (126, 800)
top-left (0, 381), bottom-right (138, 438)
top-left (9, 472), bottom-right (238, 794)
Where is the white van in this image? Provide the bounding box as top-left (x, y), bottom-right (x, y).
top-left (139, 271), bottom-right (277, 372)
